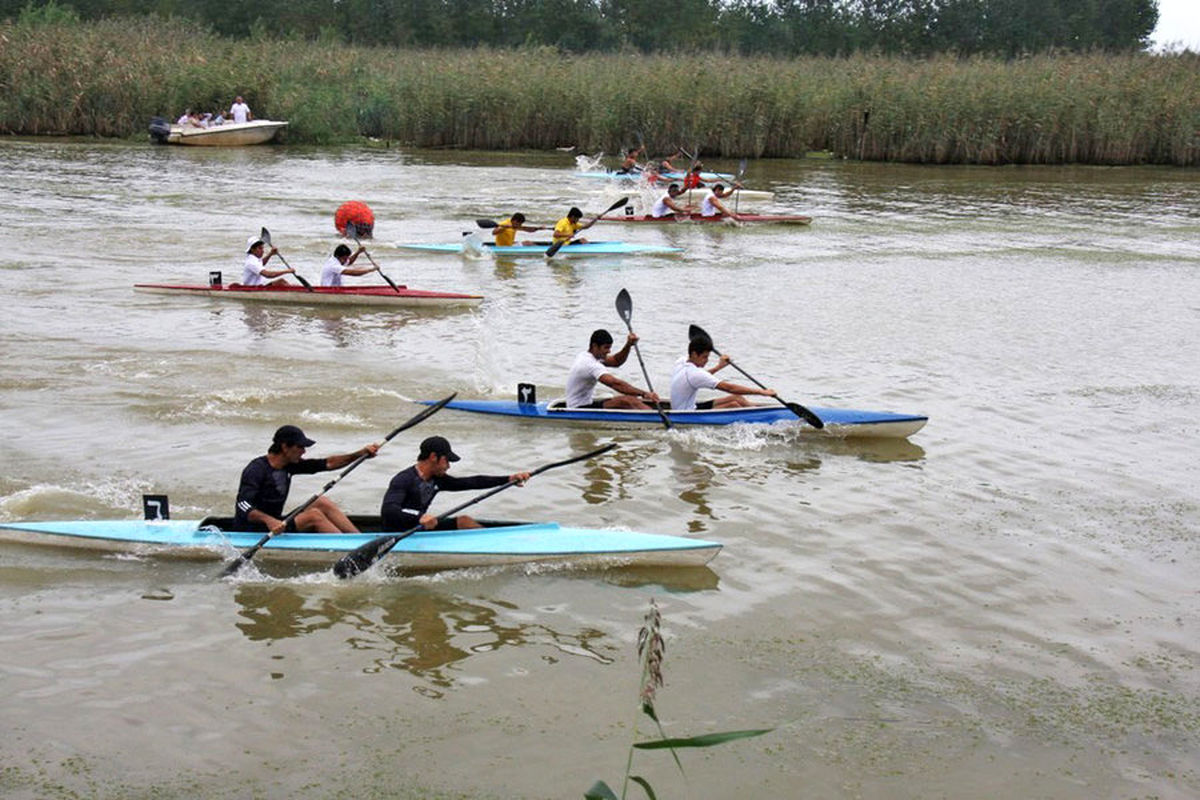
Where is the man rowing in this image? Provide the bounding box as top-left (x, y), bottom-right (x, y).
top-left (235, 425), bottom-right (379, 534)
top-left (698, 184), bottom-right (740, 221)
top-left (380, 436), bottom-right (531, 531)
top-left (492, 212), bottom-right (543, 247)
top-left (552, 206), bottom-right (594, 247)
top-left (320, 243), bottom-right (372, 286)
top-left (617, 145), bottom-right (644, 174)
top-left (669, 332), bottom-right (777, 410)
top-left (566, 329), bottom-right (661, 409)
top-left (650, 184), bottom-right (695, 218)
top-left (241, 235), bottom-right (296, 287)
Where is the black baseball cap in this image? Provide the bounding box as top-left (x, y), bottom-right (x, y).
top-left (419, 435), bottom-right (460, 462)
top-left (273, 425), bottom-right (316, 447)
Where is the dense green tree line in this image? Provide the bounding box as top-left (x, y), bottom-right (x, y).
top-left (2, 0), bottom-right (1158, 55)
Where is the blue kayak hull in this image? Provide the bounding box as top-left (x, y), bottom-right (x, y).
top-left (424, 399), bottom-right (927, 438)
top-left (397, 241), bottom-right (682, 257)
top-left (0, 519), bottom-right (721, 568)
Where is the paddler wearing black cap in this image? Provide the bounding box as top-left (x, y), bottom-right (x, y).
top-left (241, 235), bottom-right (294, 287)
top-left (234, 425), bottom-right (380, 534)
top-left (380, 436), bottom-right (531, 531)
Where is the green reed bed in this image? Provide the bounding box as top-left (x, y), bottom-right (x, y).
top-left (2, 15), bottom-right (1197, 165)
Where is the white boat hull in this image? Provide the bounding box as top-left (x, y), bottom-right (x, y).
top-left (167, 120), bottom-right (288, 146)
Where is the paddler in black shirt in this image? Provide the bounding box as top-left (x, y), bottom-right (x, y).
top-left (381, 436), bottom-right (531, 531)
top-left (234, 425), bottom-right (379, 534)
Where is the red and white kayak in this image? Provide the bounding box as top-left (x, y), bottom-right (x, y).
top-left (599, 213), bottom-right (812, 226)
top-left (133, 283), bottom-right (483, 308)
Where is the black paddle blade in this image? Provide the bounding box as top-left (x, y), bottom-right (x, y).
top-left (615, 288), bottom-right (633, 324)
top-left (788, 402), bottom-right (825, 429)
top-left (476, 219), bottom-right (498, 228)
top-left (688, 323), bottom-right (707, 341)
top-left (332, 536), bottom-right (395, 578)
top-left (260, 227), bottom-right (271, 246)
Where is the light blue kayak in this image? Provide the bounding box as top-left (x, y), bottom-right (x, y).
top-left (577, 170), bottom-right (735, 182)
top-left (0, 518), bottom-right (721, 568)
top-left (422, 399), bottom-right (927, 439)
top-left (396, 241), bottom-right (683, 257)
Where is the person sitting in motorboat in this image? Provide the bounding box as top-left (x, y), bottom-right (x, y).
top-left (230, 95), bottom-right (253, 124)
top-left (211, 111), bottom-right (227, 126)
top-left (320, 244), bottom-right (372, 287)
top-left (565, 329), bottom-right (661, 409)
top-left (235, 425), bottom-right (379, 534)
top-left (241, 235), bottom-right (296, 287)
top-left (650, 184), bottom-right (694, 218)
top-left (551, 206), bottom-right (594, 247)
top-left (670, 332), bottom-right (776, 411)
top-left (699, 183), bottom-right (741, 221)
top-left (491, 212), bottom-right (543, 247)
top-left (380, 436), bottom-right (531, 531)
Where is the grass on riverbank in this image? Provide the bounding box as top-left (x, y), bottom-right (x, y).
top-left (1, 14), bottom-right (1197, 165)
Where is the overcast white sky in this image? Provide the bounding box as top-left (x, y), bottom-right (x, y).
top-left (1151, 0), bottom-right (1200, 51)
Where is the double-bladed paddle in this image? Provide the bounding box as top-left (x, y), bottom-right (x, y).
top-left (546, 197), bottom-right (629, 257)
top-left (259, 227), bottom-right (313, 291)
top-left (332, 442), bottom-right (619, 579)
top-left (218, 393), bottom-right (457, 578)
top-left (687, 324), bottom-right (824, 429)
top-left (615, 288), bottom-right (671, 430)
top-left (347, 228), bottom-right (402, 293)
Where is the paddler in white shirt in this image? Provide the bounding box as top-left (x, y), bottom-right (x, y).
top-left (320, 244), bottom-right (373, 286)
top-left (650, 183), bottom-right (695, 218)
top-left (669, 332), bottom-right (776, 411)
top-left (241, 235), bottom-right (296, 287)
top-left (699, 183), bottom-right (741, 221)
top-left (565, 329), bottom-right (661, 409)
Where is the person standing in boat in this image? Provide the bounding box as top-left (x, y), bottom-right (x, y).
top-left (650, 184), bottom-right (694, 218)
top-left (565, 329), bottom-right (661, 409)
top-left (230, 95), bottom-right (252, 124)
top-left (241, 235), bottom-right (296, 287)
top-left (235, 425), bottom-right (379, 534)
top-left (319, 244), bottom-right (372, 286)
top-left (670, 332), bottom-right (776, 410)
top-left (552, 206), bottom-right (593, 247)
top-left (698, 184), bottom-right (740, 221)
top-left (491, 212), bottom-right (543, 247)
top-left (380, 436), bottom-right (531, 531)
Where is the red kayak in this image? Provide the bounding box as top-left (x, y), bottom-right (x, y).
top-left (598, 213), bottom-right (812, 226)
top-left (133, 283), bottom-right (483, 308)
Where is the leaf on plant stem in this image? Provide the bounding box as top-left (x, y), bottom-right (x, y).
top-left (641, 701), bottom-right (659, 722)
top-left (633, 728), bottom-right (774, 749)
top-left (583, 779), bottom-right (619, 800)
top-left (629, 775), bottom-right (659, 799)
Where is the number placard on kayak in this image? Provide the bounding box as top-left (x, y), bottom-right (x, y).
top-left (142, 494), bottom-right (170, 521)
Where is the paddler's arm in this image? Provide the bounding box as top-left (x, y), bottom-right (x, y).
top-left (598, 373), bottom-right (657, 403)
top-left (603, 333), bottom-right (637, 366)
top-left (323, 443), bottom-right (380, 470)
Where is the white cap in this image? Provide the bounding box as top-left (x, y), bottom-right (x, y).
top-left (246, 235), bottom-right (264, 253)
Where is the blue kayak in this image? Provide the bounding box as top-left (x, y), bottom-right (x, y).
top-left (0, 518), bottom-right (721, 569)
top-left (396, 241), bottom-right (683, 257)
top-left (577, 170), bottom-right (735, 182)
top-left (421, 399), bottom-right (927, 439)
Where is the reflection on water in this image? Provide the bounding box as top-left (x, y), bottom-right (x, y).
top-left (233, 583), bottom-right (619, 696)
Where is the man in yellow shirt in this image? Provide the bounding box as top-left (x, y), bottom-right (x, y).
top-left (552, 206), bottom-right (593, 246)
top-left (491, 212), bottom-right (542, 247)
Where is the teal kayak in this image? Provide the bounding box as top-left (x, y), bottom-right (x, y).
top-left (397, 241), bottom-right (683, 257)
top-left (0, 517), bottom-right (721, 569)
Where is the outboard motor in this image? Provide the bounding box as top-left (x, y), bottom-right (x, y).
top-left (148, 116), bottom-right (171, 144)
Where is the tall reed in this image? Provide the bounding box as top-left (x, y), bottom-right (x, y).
top-left (2, 16), bottom-right (1197, 165)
